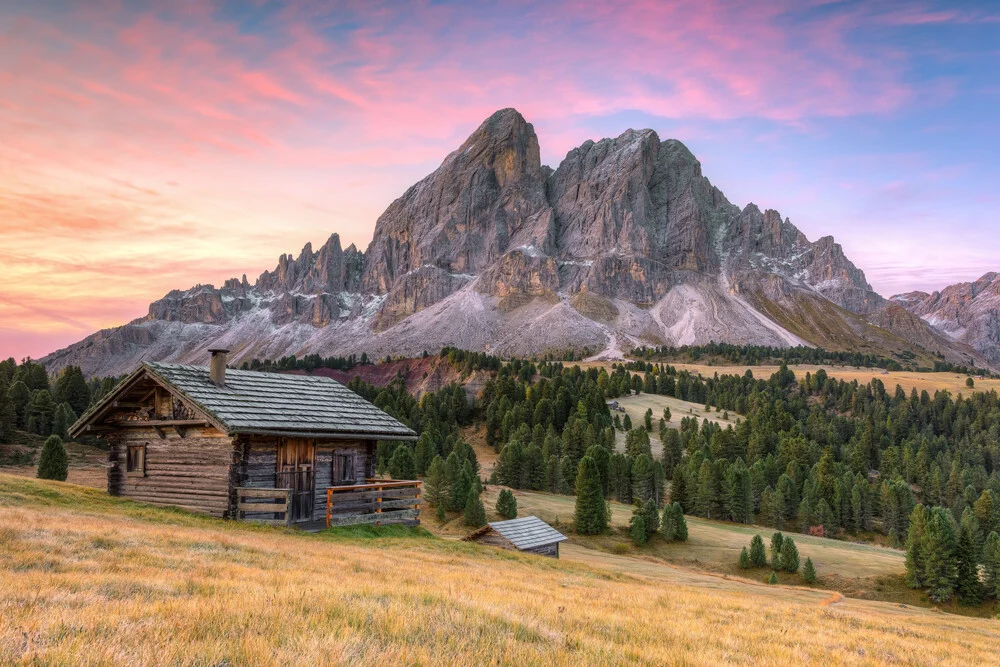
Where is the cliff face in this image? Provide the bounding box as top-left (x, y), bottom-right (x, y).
top-left (40, 109), bottom-right (988, 377)
top-left (892, 273), bottom-right (1000, 365)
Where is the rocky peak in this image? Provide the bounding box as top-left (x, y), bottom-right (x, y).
top-left (360, 107), bottom-right (553, 312)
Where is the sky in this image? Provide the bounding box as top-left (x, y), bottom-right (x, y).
top-left (1, 0), bottom-right (999, 361)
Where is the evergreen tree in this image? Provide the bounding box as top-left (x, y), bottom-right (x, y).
top-left (51, 403), bottom-right (77, 441)
top-left (780, 538), bottom-right (800, 573)
top-left (52, 366), bottom-right (90, 416)
top-left (770, 532), bottom-right (785, 569)
top-left (435, 503), bottom-right (447, 523)
top-left (36, 435), bottom-right (68, 481)
top-left (496, 489), bottom-right (518, 519)
top-left (27, 389), bottom-right (55, 436)
top-left (982, 531), bottom-right (1000, 599)
top-left (956, 510), bottom-right (983, 604)
top-left (767, 571), bottom-right (778, 584)
top-left (661, 503), bottom-right (677, 541)
top-left (574, 456), bottom-right (609, 535)
top-left (631, 454), bottom-right (656, 505)
top-left (921, 507), bottom-right (959, 603)
top-left (423, 456), bottom-right (451, 508)
top-left (387, 445), bottom-right (417, 480)
top-left (630, 514), bottom-right (648, 545)
top-left (672, 502), bottom-right (688, 541)
top-left (7, 381), bottom-right (31, 429)
top-left (802, 557), bottom-right (817, 584)
top-left (445, 452), bottom-right (470, 512)
top-left (623, 414), bottom-right (632, 431)
top-left (905, 504), bottom-right (928, 589)
top-left (413, 431), bottom-right (437, 475)
top-left (644, 408), bottom-right (653, 431)
top-left (642, 498), bottom-right (660, 537)
top-left (749, 534), bottom-right (768, 568)
top-left (463, 491), bottom-right (486, 527)
top-left (738, 546), bottom-right (751, 569)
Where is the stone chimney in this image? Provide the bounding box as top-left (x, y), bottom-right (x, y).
top-left (209, 349), bottom-right (229, 387)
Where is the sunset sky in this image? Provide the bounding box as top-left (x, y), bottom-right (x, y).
top-left (2, 0), bottom-right (998, 361)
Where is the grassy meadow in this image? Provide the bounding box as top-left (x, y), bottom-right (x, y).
top-left (2, 474), bottom-right (1000, 665)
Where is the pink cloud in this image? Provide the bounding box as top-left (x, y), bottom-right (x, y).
top-left (0, 0), bottom-right (977, 361)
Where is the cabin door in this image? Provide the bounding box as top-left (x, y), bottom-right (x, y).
top-left (276, 439), bottom-right (315, 522)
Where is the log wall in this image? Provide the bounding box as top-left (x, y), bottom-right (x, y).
top-left (108, 426), bottom-right (236, 517)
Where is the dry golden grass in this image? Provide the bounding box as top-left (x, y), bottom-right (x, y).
top-left (3, 475), bottom-right (999, 665)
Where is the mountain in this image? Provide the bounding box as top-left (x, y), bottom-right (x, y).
top-left (41, 109), bottom-right (984, 377)
top-left (892, 272), bottom-right (1000, 366)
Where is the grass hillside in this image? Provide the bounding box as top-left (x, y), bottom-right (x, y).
top-left (2, 474), bottom-right (999, 665)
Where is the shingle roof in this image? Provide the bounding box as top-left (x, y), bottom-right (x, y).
top-left (143, 362), bottom-right (416, 439)
top-left (487, 516), bottom-right (567, 550)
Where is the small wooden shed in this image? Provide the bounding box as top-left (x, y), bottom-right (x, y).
top-left (464, 516), bottom-right (567, 558)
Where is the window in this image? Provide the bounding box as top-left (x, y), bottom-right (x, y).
top-left (126, 444), bottom-right (146, 477)
top-left (332, 453), bottom-right (355, 484)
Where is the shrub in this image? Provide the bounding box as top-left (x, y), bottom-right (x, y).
top-left (738, 546), bottom-right (751, 569)
top-left (767, 571), bottom-right (778, 585)
top-left (37, 435), bottom-right (68, 481)
top-left (496, 489), bottom-right (518, 519)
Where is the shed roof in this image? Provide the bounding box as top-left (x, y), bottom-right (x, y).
top-left (71, 361), bottom-right (416, 440)
top-left (484, 516), bottom-right (567, 550)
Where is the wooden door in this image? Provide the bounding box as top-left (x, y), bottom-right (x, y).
top-left (276, 439), bottom-right (315, 522)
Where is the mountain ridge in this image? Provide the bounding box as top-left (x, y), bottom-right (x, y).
top-left (40, 108), bottom-right (987, 376)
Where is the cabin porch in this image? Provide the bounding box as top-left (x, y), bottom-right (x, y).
top-left (235, 479), bottom-right (422, 531)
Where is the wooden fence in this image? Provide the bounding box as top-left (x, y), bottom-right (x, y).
top-left (326, 480), bottom-right (422, 528)
top-left (236, 487), bottom-right (293, 526)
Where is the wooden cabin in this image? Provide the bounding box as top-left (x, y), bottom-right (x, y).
top-left (463, 516), bottom-right (567, 558)
top-left (70, 350), bottom-right (419, 529)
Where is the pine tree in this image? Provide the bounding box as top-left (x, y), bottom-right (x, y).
top-left (7, 381), bottom-right (31, 429)
top-left (767, 571), bottom-right (778, 584)
top-left (802, 557), bottom-right (817, 584)
top-left (388, 445), bottom-right (417, 480)
top-left (738, 546), bottom-right (751, 569)
top-left (661, 503), bottom-right (677, 541)
top-left (463, 491), bottom-right (486, 527)
top-left (51, 402), bottom-right (77, 441)
top-left (780, 538), bottom-right (800, 573)
top-left (630, 513), bottom-right (648, 546)
top-left (36, 435), bottom-right (68, 481)
top-left (27, 389), bottom-right (55, 436)
top-left (445, 452), bottom-right (470, 512)
top-left (672, 503), bottom-right (688, 541)
top-left (749, 534), bottom-right (768, 568)
top-left (574, 456), bottom-right (608, 535)
top-left (770, 532), bottom-right (785, 569)
top-left (642, 498), bottom-right (660, 537)
top-left (921, 507), bottom-right (959, 603)
top-left (496, 489), bottom-right (518, 519)
top-left (956, 510), bottom-right (983, 604)
top-left (423, 456), bottom-right (451, 508)
top-left (982, 531), bottom-right (1000, 599)
top-left (905, 504), bottom-right (928, 589)
top-left (52, 366), bottom-right (90, 416)
top-left (631, 454), bottom-right (656, 504)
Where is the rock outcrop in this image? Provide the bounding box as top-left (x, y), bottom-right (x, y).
top-left (39, 109), bottom-right (989, 377)
top-left (892, 273), bottom-right (1000, 365)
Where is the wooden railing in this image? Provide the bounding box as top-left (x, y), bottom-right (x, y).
top-left (236, 487), bottom-right (293, 526)
top-left (326, 480), bottom-right (422, 528)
